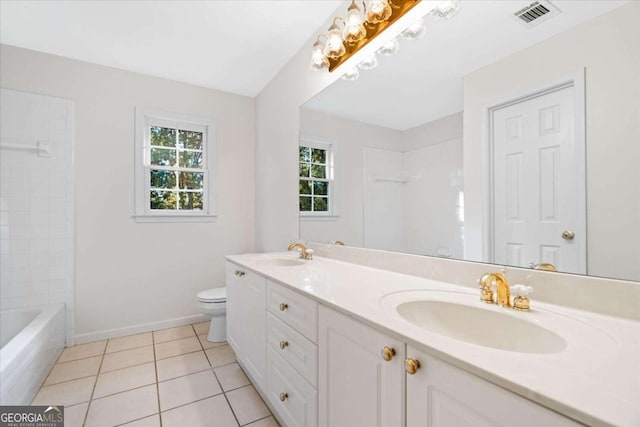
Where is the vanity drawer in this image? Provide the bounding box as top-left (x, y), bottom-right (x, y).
top-left (267, 312), bottom-right (318, 387)
top-left (267, 346), bottom-right (317, 427)
top-left (267, 281), bottom-right (318, 343)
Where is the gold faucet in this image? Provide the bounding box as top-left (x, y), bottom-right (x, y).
top-left (287, 243), bottom-right (313, 260)
top-left (479, 272), bottom-right (511, 308)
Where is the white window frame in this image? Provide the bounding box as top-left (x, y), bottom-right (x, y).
top-left (134, 107), bottom-right (216, 223)
top-left (299, 135), bottom-right (338, 220)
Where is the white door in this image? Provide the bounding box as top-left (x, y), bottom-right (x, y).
top-left (225, 262), bottom-right (244, 355)
top-left (318, 305), bottom-right (405, 427)
top-left (242, 271), bottom-right (266, 391)
top-left (491, 84), bottom-right (586, 274)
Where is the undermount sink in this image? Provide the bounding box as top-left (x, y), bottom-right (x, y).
top-left (397, 300), bottom-right (566, 354)
top-left (255, 258), bottom-right (305, 267)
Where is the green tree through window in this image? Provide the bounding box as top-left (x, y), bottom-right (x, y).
top-left (299, 145), bottom-right (331, 213)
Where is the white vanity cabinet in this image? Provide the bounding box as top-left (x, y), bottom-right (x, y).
top-left (225, 262), bottom-right (266, 391)
top-left (265, 281), bottom-right (319, 427)
top-left (405, 346), bottom-right (582, 427)
top-left (318, 305), bottom-right (406, 427)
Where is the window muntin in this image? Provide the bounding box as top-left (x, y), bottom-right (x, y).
top-left (299, 142), bottom-right (333, 215)
top-left (134, 108), bottom-right (216, 222)
top-left (147, 125), bottom-right (205, 211)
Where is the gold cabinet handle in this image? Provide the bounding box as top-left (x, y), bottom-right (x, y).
top-left (406, 358), bottom-right (421, 375)
top-left (280, 392), bottom-right (288, 402)
top-left (381, 346), bottom-right (396, 361)
top-left (279, 303), bottom-right (288, 311)
top-left (279, 340), bottom-right (289, 349)
top-left (234, 270), bottom-right (245, 277)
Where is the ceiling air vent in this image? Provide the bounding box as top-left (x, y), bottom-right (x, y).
top-left (513, 1), bottom-right (560, 27)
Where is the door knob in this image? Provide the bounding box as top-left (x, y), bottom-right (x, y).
top-left (561, 230), bottom-right (575, 240)
top-left (406, 358), bottom-right (421, 374)
top-left (381, 346), bottom-right (396, 361)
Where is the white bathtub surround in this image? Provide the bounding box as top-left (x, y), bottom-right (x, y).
top-left (0, 88), bottom-right (75, 344)
top-left (227, 251), bottom-right (640, 427)
top-left (0, 304), bottom-right (65, 404)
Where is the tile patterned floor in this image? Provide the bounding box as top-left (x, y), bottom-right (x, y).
top-left (32, 321), bottom-right (278, 427)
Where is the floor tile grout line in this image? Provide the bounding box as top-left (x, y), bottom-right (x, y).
top-left (38, 373), bottom-right (98, 389)
top-left (152, 326), bottom-right (163, 427)
top-left (158, 391), bottom-right (224, 414)
top-left (81, 338), bottom-right (108, 427)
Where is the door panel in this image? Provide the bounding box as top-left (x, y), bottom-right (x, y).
top-left (492, 84), bottom-right (585, 273)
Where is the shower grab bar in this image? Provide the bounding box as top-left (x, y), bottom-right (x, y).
top-left (0, 140), bottom-right (52, 157)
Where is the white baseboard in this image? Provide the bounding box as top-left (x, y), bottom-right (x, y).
top-left (74, 313), bottom-right (209, 345)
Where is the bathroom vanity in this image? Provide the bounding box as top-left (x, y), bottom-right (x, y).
top-left (225, 251), bottom-right (639, 427)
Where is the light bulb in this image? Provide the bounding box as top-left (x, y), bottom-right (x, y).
top-left (343, 0), bottom-right (366, 44)
top-left (358, 54), bottom-right (378, 70)
top-left (366, 0), bottom-right (392, 24)
top-left (341, 67), bottom-right (360, 81)
top-left (377, 38), bottom-right (399, 56)
top-left (431, 0), bottom-right (461, 21)
top-left (309, 37), bottom-right (329, 71)
top-left (401, 19), bottom-right (426, 40)
top-left (324, 18), bottom-right (346, 59)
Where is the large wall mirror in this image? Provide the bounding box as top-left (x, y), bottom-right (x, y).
top-left (299, 0), bottom-right (639, 282)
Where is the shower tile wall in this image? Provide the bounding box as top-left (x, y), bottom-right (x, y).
top-left (0, 88), bottom-right (74, 343)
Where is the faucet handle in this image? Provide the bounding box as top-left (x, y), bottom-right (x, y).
top-left (305, 249), bottom-right (314, 260)
top-left (510, 284), bottom-right (533, 295)
top-left (510, 284), bottom-right (533, 311)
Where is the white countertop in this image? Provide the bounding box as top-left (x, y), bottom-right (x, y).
top-left (227, 252), bottom-right (640, 427)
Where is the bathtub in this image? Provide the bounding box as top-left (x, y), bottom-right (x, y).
top-left (0, 304), bottom-right (66, 404)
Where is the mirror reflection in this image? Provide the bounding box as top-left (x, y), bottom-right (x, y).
top-left (299, 0), bottom-right (639, 282)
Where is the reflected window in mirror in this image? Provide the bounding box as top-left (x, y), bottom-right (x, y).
top-left (299, 136), bottom-right (335, 217)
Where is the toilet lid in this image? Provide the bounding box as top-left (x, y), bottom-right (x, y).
top-left (197, 287), bottom-right (226, 302)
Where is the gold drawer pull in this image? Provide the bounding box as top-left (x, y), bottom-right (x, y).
top-left (280, 392), bottom-right (288, 402)
top-left (280, 340), bottom-right (289, 349)
top-left (406, 358), bottom-right (421, 375)
top-left (279, 303), bottom-right (288, 311)
top-left (381, 346), bottom-right (396, 361)
top-left (234, 270), bottom-right (245, 277)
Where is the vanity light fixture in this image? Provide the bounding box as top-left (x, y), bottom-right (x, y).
top-left (431, 0), bottom-right (461, 21)
top-left (341, 67), bottom-right (360, 81)
top-left (377, 38), bottom-right (400, 56)
top-left (358, 54), bottom-right (378, 70)
top-left (310, 35), bottom-right (330, 71)
top-left (400, 18), bottom-right (426, 40)
top-left (324, 17), bottom-right (347, 59)
top-left (344, 0), bottom-right (367, 44)
top-left (309, 0), bottom-right (460, 79)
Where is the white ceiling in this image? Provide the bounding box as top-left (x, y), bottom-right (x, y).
top-left (304, 0), bottom-right (630, 130)
top-left (0, 0), bottom-right (342, 97)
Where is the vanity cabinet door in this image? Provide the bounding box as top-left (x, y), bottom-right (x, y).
top-left (318, 305), bottom-right (405, 427)
top-left (242, 271), bottom-right (267, 391)
top-left (225, 262), bottom-right (266, 391)
top-left (225, 262), bottom-right (244, 357)
top-left (406, 346), bottom-right (582, 427)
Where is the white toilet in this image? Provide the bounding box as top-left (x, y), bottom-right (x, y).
top-left (197, 287), bottom-right (227, 342)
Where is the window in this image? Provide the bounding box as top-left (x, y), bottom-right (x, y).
top-left (299, 137), bottom-right (335, 217)
top-left (134, 108), bottom-right (216, 222)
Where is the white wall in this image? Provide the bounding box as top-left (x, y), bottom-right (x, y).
top-left (0, 88), bottom-right (75, 342)
top-left (299, 109), bottom-right (402, 247)
top-left (0, 44), bottom-right (256, 342)
top-left (463, 3), bottom-right (640, 281)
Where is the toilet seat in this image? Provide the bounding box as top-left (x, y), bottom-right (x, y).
top-left (197, 287), bottom-right (226, 303)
